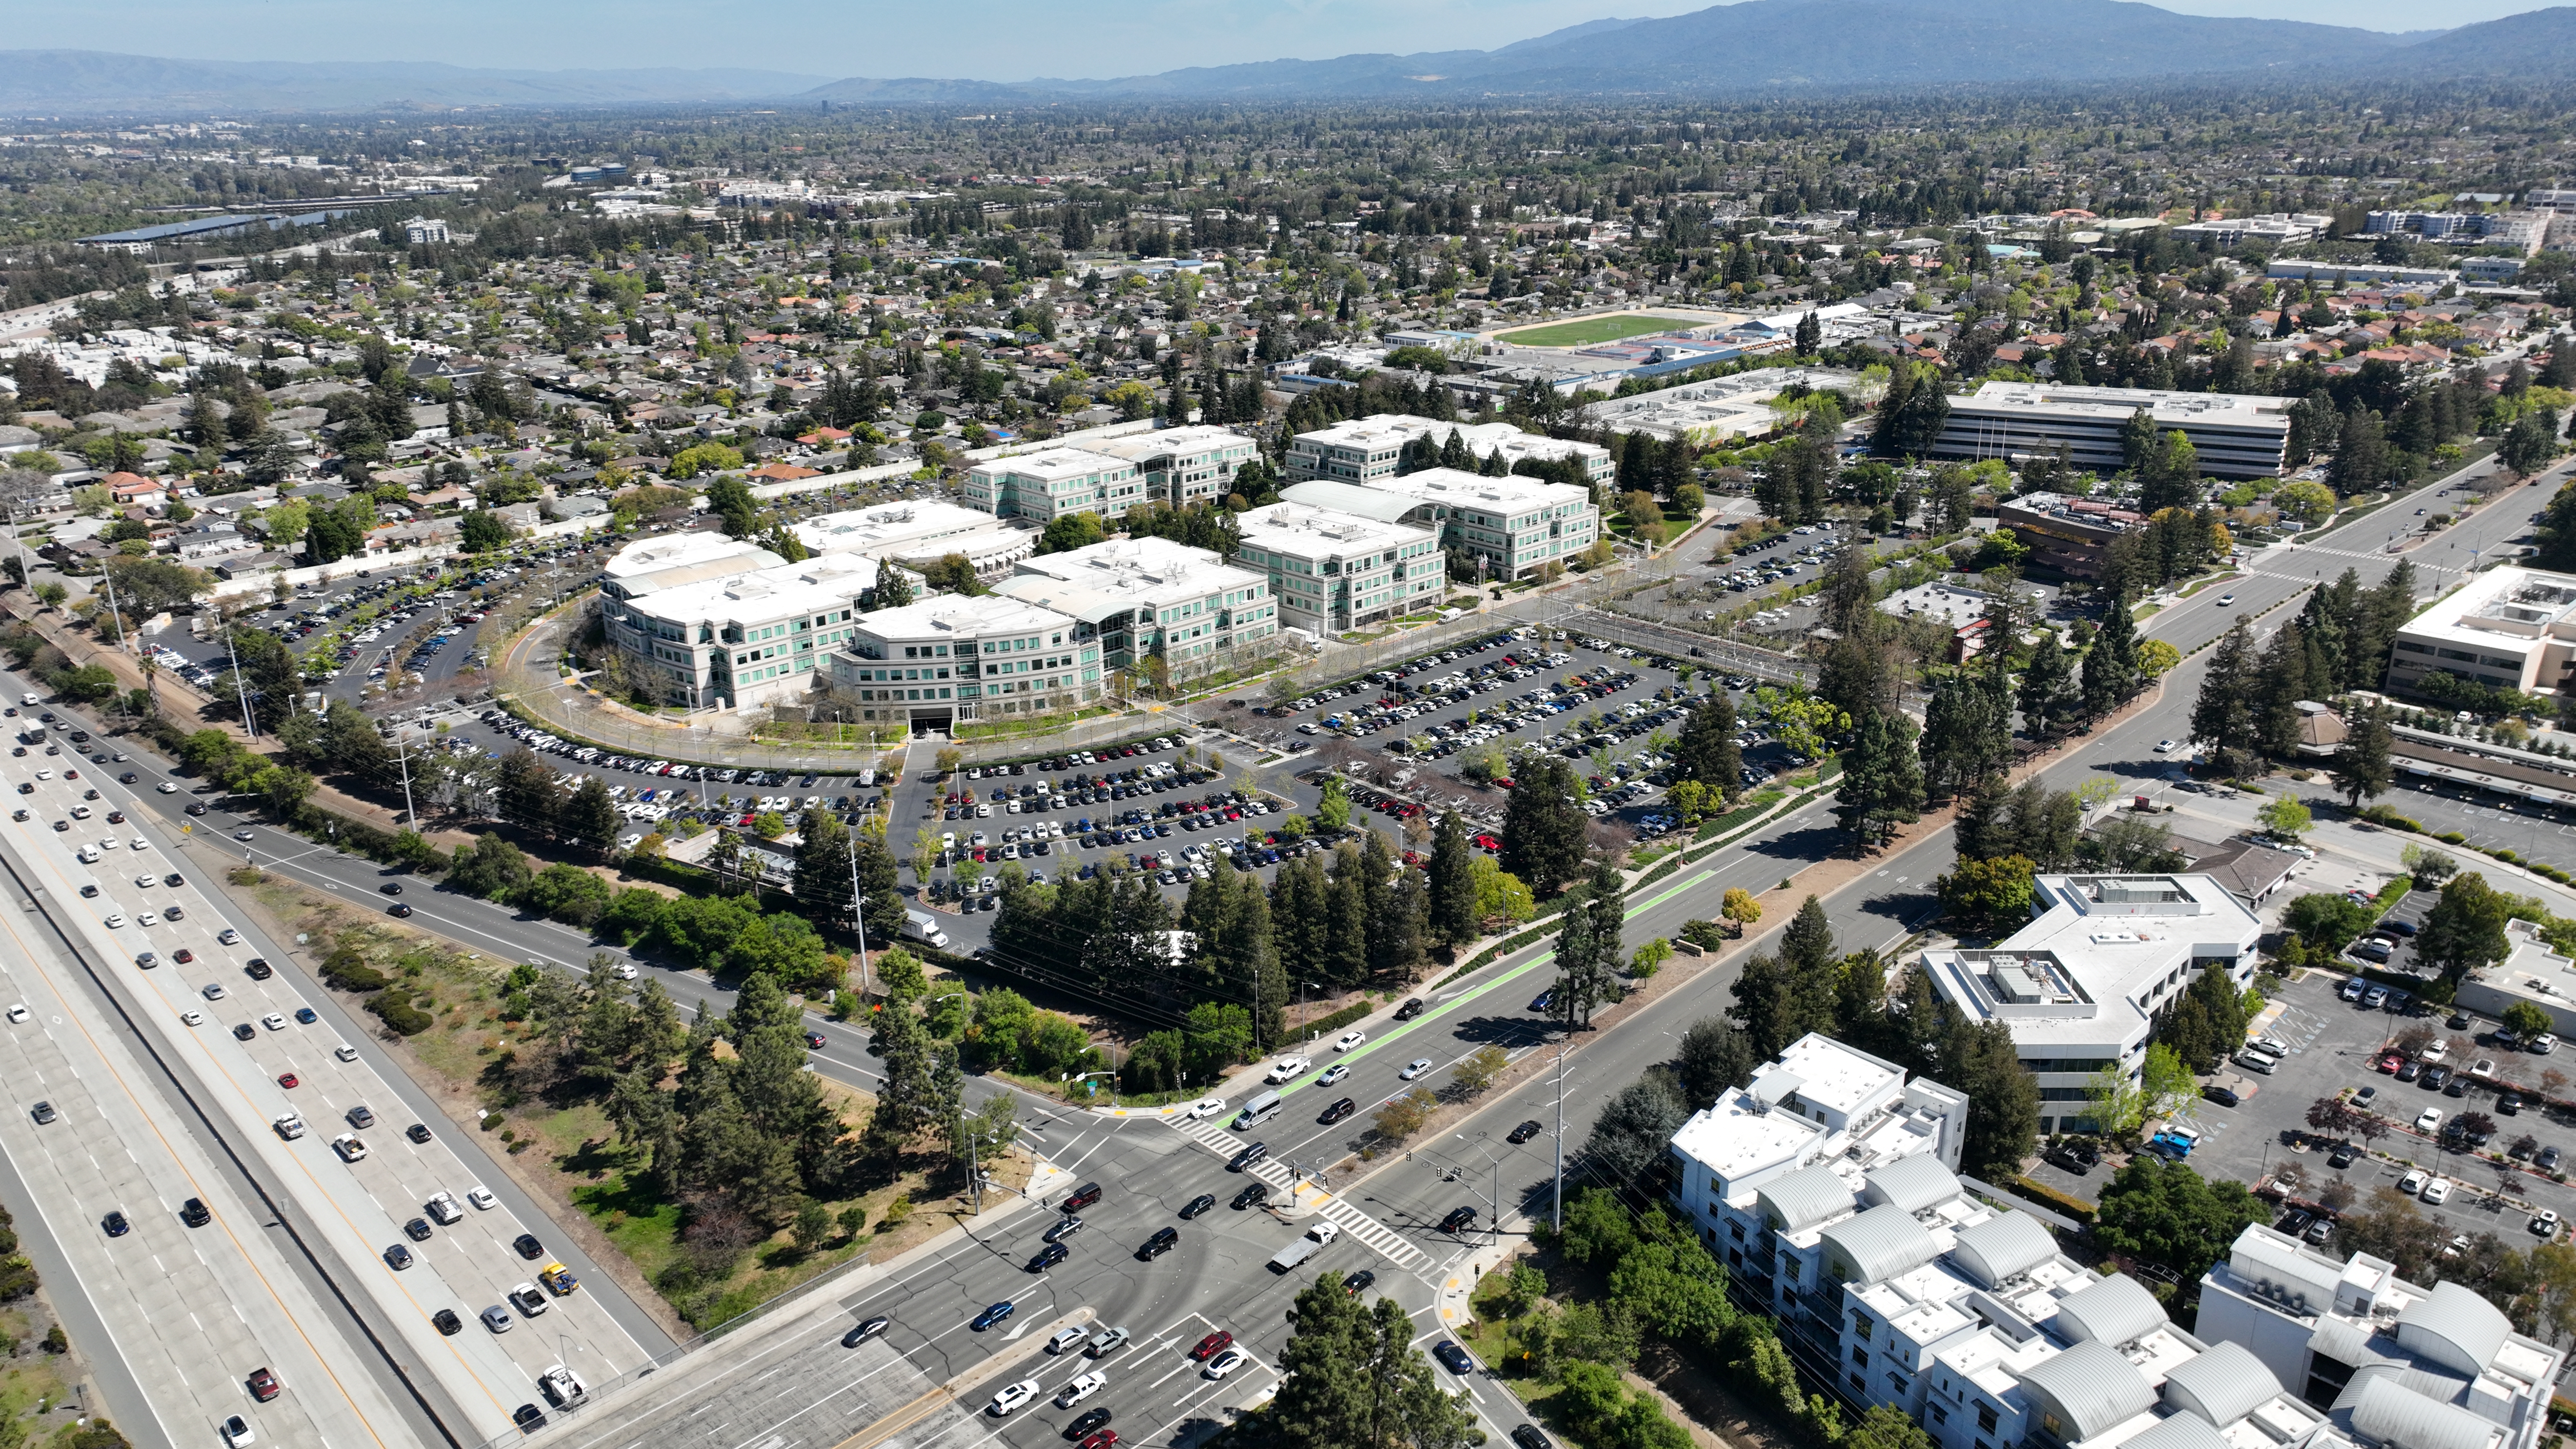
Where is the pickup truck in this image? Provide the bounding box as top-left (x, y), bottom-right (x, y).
top-left (1268, 1220), bottom-right (1341, 1273)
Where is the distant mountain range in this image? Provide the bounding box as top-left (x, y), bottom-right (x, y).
top-left (5, 1), bottom-right (2575, 115)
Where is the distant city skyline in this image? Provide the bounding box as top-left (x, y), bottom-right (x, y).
top-left (3, 0), bottom-right (2517, 83)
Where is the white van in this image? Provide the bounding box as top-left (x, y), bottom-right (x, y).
top-left (1231, 1090), bottom-right (1284, 1131)
top-left (902, 910), bottom-right (948, 950)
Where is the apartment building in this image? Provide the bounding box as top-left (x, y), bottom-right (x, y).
top-left (995, 536), bottom-right (1277, 679)
top-left (1281, 414), bottom-right (1612, 489)
top-left (2383, 565), bottom-right (2576, 700)
top-left (1914, 874), bottom-right (2262, 1135)
top-left (1666, 1033), bottom-right (2341, 1449)
top-left (599, 552), bottom-right (883, 711)
top-left (2200, 1225), bottom-right (2563, 1449)
top-left (1089, 425), bottom-right (1263, 508)
top-left (1933, 383), bottom-right (2294, 481)
top-left (960, 447), bottom-right (1149, 522)
top-left (1233, 502), bottom-right (1446, 635)
top-left (1280, 466), bottom-right (1601, 580)
top-left (822, 592), bottom-right (1100, 732)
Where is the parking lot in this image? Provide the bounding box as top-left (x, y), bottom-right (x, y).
top-left (2033, 966), bottom-right (2576, 1251)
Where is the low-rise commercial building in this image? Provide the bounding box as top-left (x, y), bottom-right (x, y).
top-left (1933, 383), bottom-right (2294, 480)
top-left (1915, 874), bottom-right (2262, 1135)
top-left (1280, 466), bottom-right (1601, 581)
top-left (823, 592), bottom-right (1101, 732)
top-left (961, 447), bottom-right (1149, 522)
top-left (2384, 566), bottom-right (2576, 700)
top-left (1996, 492), bottom-right (2152, 580)
top-left (1282, 414), bottom-right (1611, 489)
top-left (789, 500), bottom-right (1039, 581)
top-left (1089, 426), bottom-right (1263, 508)
top-left (995, 536), bottom-right (1278, 681)
top-left (2199, 1225), bottom-right (2563, 1449)
top-left (1233, 502), bottom-right (1447, 636)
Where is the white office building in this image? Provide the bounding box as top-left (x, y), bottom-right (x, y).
top-left (1282, 414), bottom-right (1612, 489)
top-left (995, 536), bottom-right (1278, 680)
top-left (2383, 565), bottom-right (2576, 700)
top-left (823, 593), bottom-right (1100, 732)
top-left (1932, 383), bottom-right (2294, 481)
top-left (1914, 875), bottom-right (2262, 1135)
top-left (1281, 466), bottom-right (1601, 581)
top-left (1233, 502), bottom-right (1447, 635)
top-left (788, 500), bottom-right (1040, 581)
top-left (961, 447), bottom-right (1149, 522)
top-left (1089, 426), bottom-right (1263, 508)
top-left (2200, 1225), bottom-right (2563, 1449)
top-left (599, 552), bottom-right (884, 711)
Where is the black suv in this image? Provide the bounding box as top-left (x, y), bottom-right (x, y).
top-left (1394, 998), bottom-right (1427, 1021)
top-left (1136, 1227), bottom-right (1178, 1260)
top-left (1439, 1206), bottom-right (1480, 1234)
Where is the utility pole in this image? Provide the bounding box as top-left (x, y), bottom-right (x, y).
top-left (845, 818), bottom-right (873, 997)
top-left (222, 615), bottom-right (259, 739)
top-left (396, 730), bottom-right (416, 825)
top-left (1552, 1042), bottom-right (1568, 1235)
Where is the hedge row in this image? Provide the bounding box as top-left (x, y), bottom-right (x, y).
top-left (2003, 1175), bottom-right (2098, 1224)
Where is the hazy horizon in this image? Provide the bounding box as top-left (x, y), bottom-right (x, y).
top-left (0, 0), bottom-right (2527, 84)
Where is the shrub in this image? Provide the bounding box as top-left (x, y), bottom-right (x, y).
top-left (368, 987), bottom-right (435, 1035)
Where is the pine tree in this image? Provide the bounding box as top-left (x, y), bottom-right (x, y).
top-left (871, 557), bottom-right (914, 610)
top-left (1782, 895), bottom-right (1835, 976)
top-left (2192, 619), bottom-right (2262, 776)
top-left (1674, 692), bottom-right (1743, 793)
top-left (1425, 813), bottom-right (1479, 948)
top-left (2085, 589), bottom-right (2141, 714)
top-left (1953, 773), bottom-right (2015, 862)
top-left (2254, 621), bottom-right (2314, 761)
top-left (2017, 629), bottom-right (2075, 739)
top-left (2332, 701), bottom-right (2395, 809)
top-left (1835, 708), bottom-right (1925, 848)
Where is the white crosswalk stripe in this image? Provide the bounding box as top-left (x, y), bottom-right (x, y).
top-left (1165, 1115), bottom-right (1425, 1266)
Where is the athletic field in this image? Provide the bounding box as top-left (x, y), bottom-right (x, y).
top-left (1492, 314), bottom-right (1701, 348)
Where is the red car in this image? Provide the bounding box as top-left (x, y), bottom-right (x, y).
top-left (247, 1367), bottom-right (280, 1401)
top-left (1078, 1432), bottom-right (1119, 1449)
top-left (1473, 834), bottom-right (1503, 852)
top-left (805, 1031), bottom-right (826, 1049)
top-left (277, 1073), bottom-right (299, 1088)
top-left (1190, 1329), bottom-right (1234, 1361)
top-left (2375, 1051), bottom-right (2406, 1074)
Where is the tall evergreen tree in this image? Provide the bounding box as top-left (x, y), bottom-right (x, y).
top-left (1424, 812), bottom-right (1479, 948)
top-left (1835, 707), bottom-right (1925, 848)
top-left (1673, 692), bottom-right (1743, 794)
top-left (2332, 701), bottom-right (2395, 809)
top-left (2016, 629), bottom-right (2077, 739)
top-left (2082, 590), bottom-right (2141, 718)
top-left (1500, 756), bottom-right (1590, 898)
top-left (1919, 671), bottom-right (2010, 804)
top-left (2192, 619), bottom-right (2263, 774)
top-left (2254, 620), bottom-right (2315, 760)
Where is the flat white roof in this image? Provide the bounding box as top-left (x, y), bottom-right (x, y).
top-left (998, 536), bottom-right (1266, 620)
top-left (788, 500), bottom-right (1004, 556)
top-left (1952, 382), bottom-right (2294, 429)
top-left (1236, 502), bottom-right (1435, 561)
top-left (852, 591), bottom-right (1070, 641)
top-left (1291, 414), bottom-right (1608, 462)
top-left (2391, 564), bottom-right (2574, 657)
top-left (1919, 875), bottom-right (2261, 1050)
top-left (627, 552), bottom-right (879, 629)
top-left (966, 445), bottom-right (1136, 482)
top-left (1360, 465), bottom-right (1592, 517)
top-left (603, 531), bottom-right (779, 592)
top-left (1088, 425), bottom-right (1259, 463)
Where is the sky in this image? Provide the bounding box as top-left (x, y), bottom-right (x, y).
top-left (0, 0), bottom-right (2534, 79)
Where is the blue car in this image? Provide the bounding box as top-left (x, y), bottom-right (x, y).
top-left (294, 1007), bottom-right (318, 1024)
top-left (1530, 990), bottom-right (1555, 1013)
top-left (970, 1300), bottom-right (1015, 1331)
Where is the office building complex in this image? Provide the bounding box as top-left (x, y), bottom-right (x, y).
top-left (1914, 875), bottom-right (2262, 1134)
top-left (961, 447), bottom-right (1149, 522)
top-left (1089, 426), bottom-right (1264, 508)
top-left (823, 593), bottom-right (1102, 731)
top-left (1280, 466), bottom-right (1600, 581)
top-left (1233, 502), bottom-right (1447, 636)
top-left (1282, 414), bottom-right (1611, 489)
top-left (994, 536), bottom-right (1277, 680)
top-left (599, 552), bottom-right (883, 711)
top-left (1933, 383), bottom-right (2294, 481)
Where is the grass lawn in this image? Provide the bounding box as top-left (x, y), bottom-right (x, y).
top-left (1494, 314), bottom-right (1701, 348)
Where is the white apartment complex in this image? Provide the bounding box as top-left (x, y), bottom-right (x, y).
top-left (1666, 1034), bottom-right (2349, 1449)
top-left (1915, 875), bottom-right (2263, 1135)
top-left (2384, 565), bottom-right (2575, 700)
top-left (822, 593), bottom-right (1102, 731)
top-left (1233, 502), bottom-right (1446, 636)
top-left (1281, 466), bottom-right (1601, 581)
top-left (1090, 426), bottom-right (1264, 508)
top-left (995, 536), bottom-right (1278, 679)
top-left (1282, 414), bottom-right (1612, 489)
top-left (2199, 1226), bottom-right (2563, 1449)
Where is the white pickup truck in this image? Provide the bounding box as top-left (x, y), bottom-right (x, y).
top-left (1268, 1220), bottom-right (1340, 1273)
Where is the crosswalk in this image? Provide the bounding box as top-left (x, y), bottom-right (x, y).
top-left (1166, 1114), bottom-right (1427, 1268)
